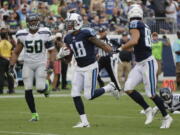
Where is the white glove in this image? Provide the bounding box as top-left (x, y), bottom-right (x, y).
top-left (118, 47), bottom-right (122, 52)
top-left (56, 47), bottom-right (71, 59)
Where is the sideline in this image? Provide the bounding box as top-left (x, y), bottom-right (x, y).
top-left (0, 131), bottom-right (60, 135)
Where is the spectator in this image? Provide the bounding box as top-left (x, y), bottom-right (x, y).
top-left (50, 0), bottom-right (59, 16)
top-left (172, 31), bottom-right (180, 90)
top-left (118, 32), bottom-right (132, 86)
top-left (8, 11), bottom-right (20, 34)
top-left (165, 0), bottom-right (179, 23)
top-left (51, 33), bottom-right (63, 91)
top-left (151, 32), bottom-right (163, 77)
top-left (0, 27), bottom-right (14, 94)
top-left (90, 15), bottom-right (100, 32)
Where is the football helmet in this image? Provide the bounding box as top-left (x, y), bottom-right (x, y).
top-left (65, 13), bottom-right (83, 33)
top-left (159, 87), bottom-right (172, 104)
top-left (26, 13), bottom-right (40, 31)
top-left (127, 4), bottom-right (143, 20)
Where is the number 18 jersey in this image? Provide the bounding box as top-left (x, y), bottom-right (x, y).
top-left (16, 27), bottom-right (54, 64)
top-left (64, 28), bottom-right (97, 67)
top-left (129, 20), bottom-right (152, 62)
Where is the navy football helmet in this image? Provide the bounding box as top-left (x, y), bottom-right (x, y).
top-left (159, 87), bottom-right (172, 104)
top-left (26, 13), bottom-right (40, 31)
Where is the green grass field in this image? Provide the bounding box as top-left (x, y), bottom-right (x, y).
top-left (0, 87), bottom-right (180, 135)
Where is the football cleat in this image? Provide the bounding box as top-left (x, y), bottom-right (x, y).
top-left (73, 122), bottom-right (90, 128)
top-left (160, 115), bottom-right (173, 129)
top-left (108, 82), bottom-right (120, 100)
top-left (29, 113), bottom-right (39, 122)
top-left (144, 107), bottom-right (154, 125)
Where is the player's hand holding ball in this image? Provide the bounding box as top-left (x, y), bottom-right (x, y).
top-left (56, 46), bottom-right (71, 59)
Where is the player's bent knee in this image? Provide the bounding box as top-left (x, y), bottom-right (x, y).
top-left (71, 91), bottom-right (81, 97)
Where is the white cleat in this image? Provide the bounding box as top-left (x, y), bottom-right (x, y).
top-left (160, 115), bottom-right (173, 129)
top-left (108, 82), bottom-right (120, 100)
top-left (144, 107), bottom-right (154, 125)
top-left (73, 122), bottom-right (90, 128)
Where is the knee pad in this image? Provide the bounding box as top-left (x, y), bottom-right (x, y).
top-left (71, 90), bottom-right (81, 98)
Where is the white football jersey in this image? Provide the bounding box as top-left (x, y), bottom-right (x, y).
top-left (165, 94), bottom-right (180, 111)
top-left (16, 27), bottom-right (54, 64)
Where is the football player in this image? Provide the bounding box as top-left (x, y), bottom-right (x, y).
top-left (97, 26), bottom-right (121, 91)
top-left (118, 4), bottom-right (173, 128)
top-left (10, 13), bottom-right (56, 121)
top-left (57, 13), bottom-right (120, 128)
top-left (141, 87), bottom-right (180, 115)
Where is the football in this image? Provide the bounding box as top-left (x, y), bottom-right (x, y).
top-left (64, 46), bottom-right (73, 62)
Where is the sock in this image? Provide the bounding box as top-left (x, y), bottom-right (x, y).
top-left (128, 90), bottom-right (149, 110)
top-left (152, 95), bottom-right (168, 117)
top-left (73, 96), bottom-right (85, 115)
top-left (80, 114), bottom-right (89, 124)
top-left (25, 90), bottom-right (36, 113)
top-left (91, 88), bottom-right (105, 100)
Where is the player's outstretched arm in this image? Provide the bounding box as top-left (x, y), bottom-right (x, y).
top-left (10, 39), bottom-right (23, 66)
top-left (119, 29), bottom-right (140, 51)
top-left (88, 37), bottom-right (112, 53)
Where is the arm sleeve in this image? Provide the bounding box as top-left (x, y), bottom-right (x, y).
top-left (129, 20), bottom-right (143, 29)
top-left (83, 28), bottom-right (96, 37)
top-left (44, 28), bottom-right (54, 50)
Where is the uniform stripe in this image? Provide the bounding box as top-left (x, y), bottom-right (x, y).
top-left (148, 61), bottom-right (154, 96)
top-left (16, 33), bottom-right (28, 37)
top-left (151, 60), bottom-right (156, 95)
top-left (38, 31), bottom-right (51, 36)
top-left (148, 60), bottom-right (156, 96)
top-left (91, 68), bottom-right (97, 97)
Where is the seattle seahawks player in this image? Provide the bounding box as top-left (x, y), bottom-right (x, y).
top-left (118, 4), bottom-right (173, 128)
top-left (57, 13), bottom-right (120, 128)
top-left (10, 13), bottom-right (56, 121)
top-left (141, 87), bottom-right (180, 115)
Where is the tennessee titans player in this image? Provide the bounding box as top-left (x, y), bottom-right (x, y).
top-left (57, 13), bottom-right (120, 128)
top-left (118, 4), bottom-right (173, 128)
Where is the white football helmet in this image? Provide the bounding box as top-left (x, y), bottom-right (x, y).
top-left (127, 4), bottom-right (143, 20)
top-left (65, 13), bottom-right (83, 33)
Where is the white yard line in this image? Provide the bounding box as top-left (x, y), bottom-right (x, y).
top-left (0, 131), bottom-right (60, 135)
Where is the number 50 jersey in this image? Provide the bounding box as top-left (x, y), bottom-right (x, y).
top-left (16, 27), bottom-right (54, 64)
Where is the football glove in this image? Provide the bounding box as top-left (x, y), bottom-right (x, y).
top-left (56, 47), bottom-right (71, 59)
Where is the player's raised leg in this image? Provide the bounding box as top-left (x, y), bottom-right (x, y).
top-left (144, 59), bottom-right (173, 128)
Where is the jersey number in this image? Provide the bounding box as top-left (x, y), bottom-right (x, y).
top-left (25, 40), bottom-right (43, 53)
top-left (70, 41), bottom-right (86, 58)
top-left (145, 28), bottom-right (152, 47)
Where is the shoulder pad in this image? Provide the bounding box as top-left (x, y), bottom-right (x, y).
top-left (81, 27), bottom-right (96, 37)
top-left (38, 27), bottom-right (52, 36)
top-left (16, 29), bottom-right (28, 38)
top-left (129, 20), bottom-right (144, 29)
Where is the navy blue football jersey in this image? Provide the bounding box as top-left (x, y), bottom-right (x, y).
top-left (64, 28), bottom-right (97, 67)
top-left (129, 20), bottom-right (152, 62)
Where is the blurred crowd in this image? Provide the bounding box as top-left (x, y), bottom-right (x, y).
top-left (0, 0), bottom-right (180, 36)
top-left (1, 0), bottom-right (180, 94)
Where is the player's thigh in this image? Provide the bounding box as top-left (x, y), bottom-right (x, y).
top-left (22, 64), bottom-right (34, 90)
top-left (84, 68), bottom-right (98, 100)
top-left (143, 59), bottom-right (158, 97)
top-left (35, 64), bottom-right (47, 90)
top-left (71, 71), bottom-right (84, 97)
top-left (124, 65), bottom-right (143, 91)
